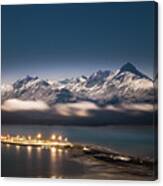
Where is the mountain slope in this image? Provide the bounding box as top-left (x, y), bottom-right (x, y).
top-left (1, 63), bottom-right (154, 105)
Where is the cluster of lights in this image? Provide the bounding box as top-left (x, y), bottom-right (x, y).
top-left (1, 133), bottom-right (73, 148)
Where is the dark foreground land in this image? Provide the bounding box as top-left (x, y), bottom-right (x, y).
top-left (1, 143), bottom-right (157, 180)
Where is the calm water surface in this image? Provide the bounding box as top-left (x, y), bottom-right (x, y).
top-left (1, 124), bottom-right (155, 177)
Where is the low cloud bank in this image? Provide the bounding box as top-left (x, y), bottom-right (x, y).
top-left (2, 99), bottom-right (50, 112)
top-left (106, 103), bottom-right (154, 112)
top-left (1, 99), bottom-right (154, 116)
top-left (54, 101), bottom-right (99, 117)
top-left (54, 102), bottom-right (154, 117)
top-left (1, 99), bottom-right (156, 125)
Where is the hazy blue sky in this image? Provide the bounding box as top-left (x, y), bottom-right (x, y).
top-left (2, 2), bottom-right (156, 83)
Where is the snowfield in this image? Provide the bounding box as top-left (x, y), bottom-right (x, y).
top-left (1, 63), bottom-right (155, 106)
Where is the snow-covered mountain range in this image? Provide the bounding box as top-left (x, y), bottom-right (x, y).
top-left (1, 63), bottom-right (154, 106)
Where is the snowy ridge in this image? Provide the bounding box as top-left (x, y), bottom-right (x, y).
top-left (1, 63), bottom-right (154, 105)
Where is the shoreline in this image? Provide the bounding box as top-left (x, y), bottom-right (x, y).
top-left (69, 143), bottom-right (157, 180)
top-left (1, 142), bottom-right (157, 180)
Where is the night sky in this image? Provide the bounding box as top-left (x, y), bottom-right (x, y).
top-left (2, 2), bottom-right (156, 83)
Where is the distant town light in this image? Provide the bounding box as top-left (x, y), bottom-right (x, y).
top-left (51, 134), bottom-right (56, 140)
top-left (58, 135), bottom-right (62, 141)
top-left (28, 136), bottom-right (32, 140)
top-left (1, 133), bottom-right (73, 148)
top-left (37, 133), bottom-right (42, 139)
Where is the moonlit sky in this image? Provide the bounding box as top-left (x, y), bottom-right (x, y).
top-left (2, 2), bottom-right (156, 83)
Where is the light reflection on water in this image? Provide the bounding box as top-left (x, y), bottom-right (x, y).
top-left (50, 147), bottom-right (57, 163)
top-left (1, 124), bottom-right (155, 177)
top-left (27, 146), bottom-right (32, 157)
top-left (2, 143), bottom-right (83, 177)
top-left (2, 124), bottom-right (154, 158)
top-left (16, 145), bottom-right (20, 151)
top-left (6, 144), bottom-right (10, 148)
top-left (37, 147), bottom-right (42, 159)
top-left (12, 144), bottom-right (64, 162)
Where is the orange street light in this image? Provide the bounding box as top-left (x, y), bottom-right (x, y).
top-left (37, 133), bottom-right (42, 139)
top-left (51, 134), bottom-right (56, 140)
top-left (58, 135), bottom-right (62, 141)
